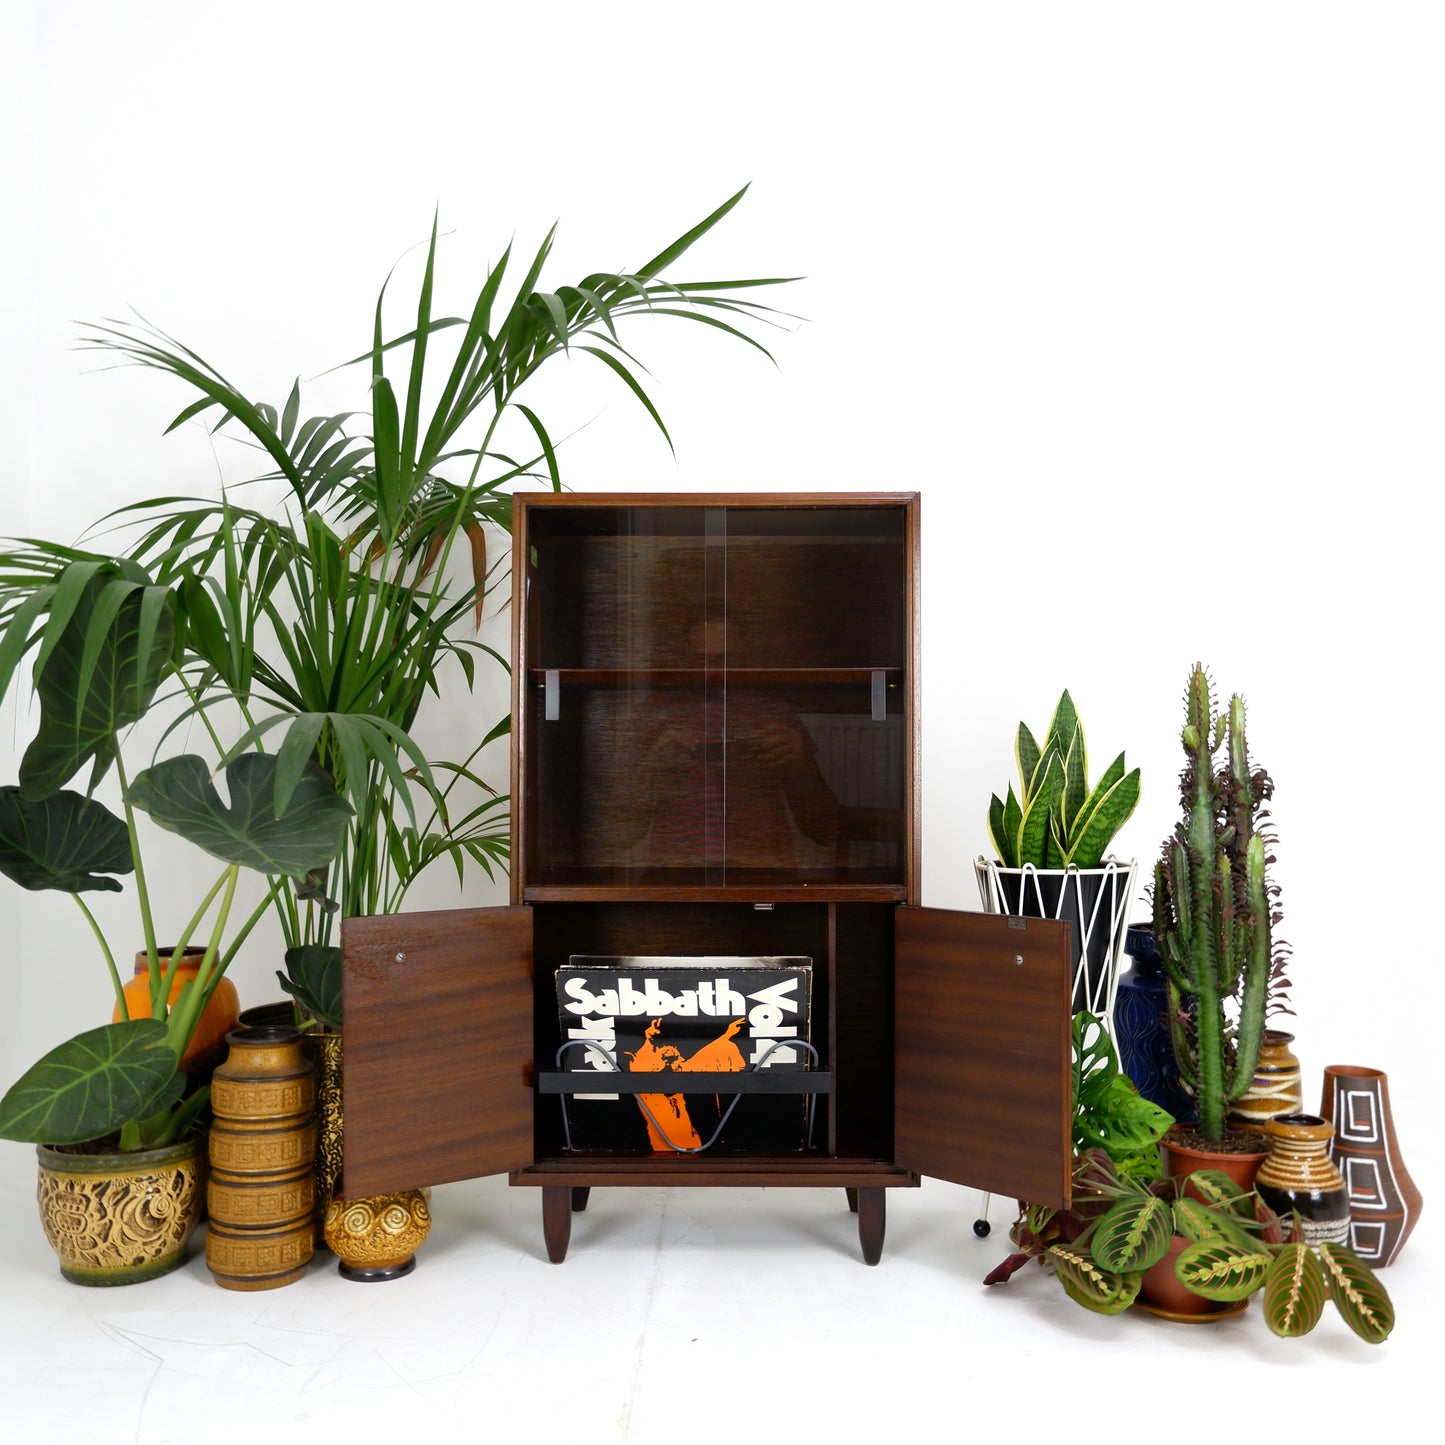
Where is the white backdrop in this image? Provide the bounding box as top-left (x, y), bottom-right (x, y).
top-left (3, 1), bottom-right (1439, 1223)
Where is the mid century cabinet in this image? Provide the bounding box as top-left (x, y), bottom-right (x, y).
top-left (340, 492), bottom-right (1072, 1264)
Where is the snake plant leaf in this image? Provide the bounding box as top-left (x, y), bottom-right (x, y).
top-left (125, 752), bottom-right (352, 878)
top-left (1048, 1244), bottom-right (1141, 1315)
top-left (1175, 1237), bottom-right (1273, 1302)
top-left (0, 1020), bottom-right (183, 1145)
top-left (1066, 758), bottom-right (1141, 868)
top-left (1046, 689), bottom-right (1080, 757)
top-left (986, 794), bottom-right (1010, 867)
top-left (1090, 1194), bottom-right (1174, 1273)
top-left (1319, 1242), bottom-right (1395, 1343)
top-left (1261, 1242), bottom-right (1328, 1337)
top-left (1016, 723), bottom-right (1043, 800)
top-left (277, 944), bottom-right (342, 1029)
top-left (1060, 725), bottom-right (1088, 835)
top-left (19, 571), bottom-right (175, 799)
top-left (0, 787), bottom-right (133, 893)
top-left (1016, 754), bottom-right (1062, 868)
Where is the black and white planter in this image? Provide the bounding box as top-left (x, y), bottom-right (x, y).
top-left (974, 856), bottom-right (1137, 1021)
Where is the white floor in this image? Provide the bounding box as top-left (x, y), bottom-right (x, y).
top-left (0, 1137), bottom-right (1432, 1445)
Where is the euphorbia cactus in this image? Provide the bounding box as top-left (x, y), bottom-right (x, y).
top-left (1153, 664), bottom-right (1289, 1143)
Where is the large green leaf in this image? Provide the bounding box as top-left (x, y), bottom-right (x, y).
top-left (278, 943), bottom-right (342, 1028)
top-left (1175, 1237), bottom-right (1273, 1302)
top-left (1048, 1244), bottom-right (1140, 1314)
top-left (125, 752), bottom-right (352, 878)
top-left (1319, 1242), bottom-right (1395, 1343)
top-left (19, 570), bottom-right (175, 798)
top-left (0, 1020), bottom-right (183, 1145)
top-left (1261, 1243), bottom-right (1327, 1337)
top-left (0, 787), bottom-right (133, 892)
top-left (1090, 1194), bottom-right (1174, 1273)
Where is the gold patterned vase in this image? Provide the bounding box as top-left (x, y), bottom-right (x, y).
top-left (205, 1025), bottom-right (316, 1290)
top-left (323, 1190), bottom-right (431, 1282)
top-left (36, 1130), bottom-right (207, 1286)
top-left (306, 1028), bottom-right (345, 1238)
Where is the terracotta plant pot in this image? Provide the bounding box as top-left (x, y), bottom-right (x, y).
top-left (36, 1130), bottom-right (207, 1286)
top-left (1136, 1234), bottom-right (1248, 1322)
top-left (1160, 1123), bottom-right (1269, 1195)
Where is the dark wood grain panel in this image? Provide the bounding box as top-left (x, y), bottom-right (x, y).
top-left (341, 906), bottom-right (534, 1198)
top-left (893, 908), bottom-right (1072, 1209)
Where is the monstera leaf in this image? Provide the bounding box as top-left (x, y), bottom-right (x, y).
top-left (18, 568), bottom-right (175, 799)
top-left (0, 787), bottom-right (133, 893)
top-left (125, 752), bottom-right (353, 878)
top-left (0, 1019), bottom-right (184, 1145)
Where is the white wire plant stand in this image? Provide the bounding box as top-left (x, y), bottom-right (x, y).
top-left (968, 854), bottom-right (1138, 1235)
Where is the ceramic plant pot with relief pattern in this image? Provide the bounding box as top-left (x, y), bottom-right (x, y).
top-left (36, 1129), bottom-right (207, 1286)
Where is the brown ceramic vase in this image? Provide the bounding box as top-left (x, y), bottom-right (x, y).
top-left (205, 1025), bottom-right (317, 1290)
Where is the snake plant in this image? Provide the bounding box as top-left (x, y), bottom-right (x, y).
top-left (986, 689), bottom-right (1141, 869)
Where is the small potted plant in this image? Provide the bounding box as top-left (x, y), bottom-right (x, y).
top-left (0, 561), bottom-right (351, 1284)
top-left (1152, 663), bottom-right (1292, 1179)
top-left (977, 689), bottom-right (1142, 1015)
top-left (987, 1151), bottom-right (1394, 1340)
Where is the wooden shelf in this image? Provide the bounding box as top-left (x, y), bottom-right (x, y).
top-left (526, 667), bottom-right (905, 687)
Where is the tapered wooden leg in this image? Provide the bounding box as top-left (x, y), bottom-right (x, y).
top-left (856, 1187), bottom-right (885, 1265)
top-left (846, 1187), bottom-right (859, 1213)
top-left (542, 1186), bottom-right (573, 1263)
top-left (571, 1187), bottom-right (591, 1213)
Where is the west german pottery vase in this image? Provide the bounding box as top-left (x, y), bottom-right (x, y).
top-left (205, 1025), bottom-right (317, 1290)
top-left (1254, 1113), bottom-right (1350, 1247)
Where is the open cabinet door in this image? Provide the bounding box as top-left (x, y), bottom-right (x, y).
top-left (341, 906), bottom-right (534, 1198)
top-left (894, 908), bottom-right (1072, 1210)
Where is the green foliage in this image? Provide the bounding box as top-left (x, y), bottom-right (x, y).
top-left (987, 689), bottom-right (1140, 869)
top-left (0, 1020), bottom-right (185, 1146)
top-left (0, 558), bottom-right (350, 1149)
top-left (0, 788), bottom-right (133, 892)
top-left (1153, 664), bottom-right (1292, 1142)
top-left (18, 190), bottom-right (793, 1021)
top-left (1071, 1012), bottom-right (1173, 1180)
top-left (277, 944), bottom-right (342, 1031)
top-left (992, 1153), bottom-right (1394, 1341)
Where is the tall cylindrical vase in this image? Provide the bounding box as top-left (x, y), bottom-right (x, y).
top-left (1319, 1065), bottom-right (1422, 1267)
top-left (205, 1025), bottom-right (317, 1290)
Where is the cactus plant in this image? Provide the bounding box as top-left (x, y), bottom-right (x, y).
top-left (1152, 664), bottom-right (1291, 1144)
top-left (986, 689), bottom-right (1141, 869)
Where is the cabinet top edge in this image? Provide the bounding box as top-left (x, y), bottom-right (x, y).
top-left (512, 491), bottom-right (920, 510)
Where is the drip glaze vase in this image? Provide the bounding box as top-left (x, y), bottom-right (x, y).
top-left (1254, 1113), bottom-right (1350, 1247)
top-left (1229, 1030), bottom-right (1304, 1127)
top-left (115, 947), bottom-right (241, 1081)
top-left (1319, 1065), bottom-right (1422, 1266)
top-left (205, 1025), bottom-right (317, 1290)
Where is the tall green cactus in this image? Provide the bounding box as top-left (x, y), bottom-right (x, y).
top-left (1153, 664), bottom-right (1286, 1143)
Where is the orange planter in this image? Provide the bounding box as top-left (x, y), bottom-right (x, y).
top-left (115, 948), bottom-right (241, 1079)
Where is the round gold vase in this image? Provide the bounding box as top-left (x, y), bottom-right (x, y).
top-left (323, 1189), bottom-right (431, 1281)
top-left (36, 1131), bottom-right (207, 1286)
top-left (205, 1025), bottom-right (316, 1291)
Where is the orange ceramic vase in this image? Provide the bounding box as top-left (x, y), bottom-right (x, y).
top-left (115, 948), bottom-right (241, 1079)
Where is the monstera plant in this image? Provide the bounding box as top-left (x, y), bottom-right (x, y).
top-left (0, 561), bottom-right (351, 1150)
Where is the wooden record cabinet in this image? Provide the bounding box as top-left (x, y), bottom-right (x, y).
top-left (340, 492), bottom-right (1072, 1264)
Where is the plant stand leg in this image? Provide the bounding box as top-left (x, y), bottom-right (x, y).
top-left (571, 1187), bottom-right (591, 1213)
top-left (856, 1187), bottom-right (885, 1265)
top-left (542, 1186), bottom-right (572, 1263)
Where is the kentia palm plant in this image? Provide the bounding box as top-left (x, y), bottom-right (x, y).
top-left (4, 187), bottom-right (794, 1028)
